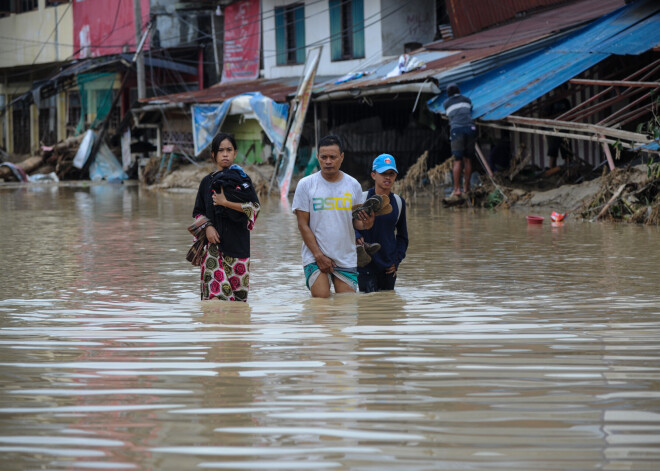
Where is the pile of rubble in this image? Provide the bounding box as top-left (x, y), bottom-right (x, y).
top-left (0, 134), bottom-right (88, 182)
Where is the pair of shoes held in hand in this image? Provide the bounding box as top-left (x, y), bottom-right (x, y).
top-left (356, 241), bottom-right (381, 267)
top-left (352, 194), bottom-right (393, 219)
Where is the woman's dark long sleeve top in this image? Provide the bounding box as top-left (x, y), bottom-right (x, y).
top-left (192, 166), bottom-right (260, 259)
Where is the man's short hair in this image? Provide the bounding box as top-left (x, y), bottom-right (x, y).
top-left (447, 83), bottom-right (460, 96)
top-left (318, 135), bottom-right (343, 153)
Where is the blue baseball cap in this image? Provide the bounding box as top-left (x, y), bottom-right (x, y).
top-left (372, 154), bottom-right (398, 173)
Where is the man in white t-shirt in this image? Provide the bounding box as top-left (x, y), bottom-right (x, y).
top-left (292, 135), bottom-right (374, 298)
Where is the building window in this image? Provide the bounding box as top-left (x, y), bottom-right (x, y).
top-left (38, 95), bottom-right (57, 146)
top-left (16, 0), bottom-right (38, 13)
top-left (329, 0), bottom-right (364, 61)
top-left (67, 90), bottom-right (81, 135)
top-left (12, 101), bottom-right (31, 155)
top-left (275, 4), bottom-right (305, 65)
top-left (0, 0), bottom-right (11, 17)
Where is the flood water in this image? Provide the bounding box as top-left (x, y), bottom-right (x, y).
top-left (1, 182), bottom-right (660, 470)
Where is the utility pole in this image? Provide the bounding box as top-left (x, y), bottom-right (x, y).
top-left (210, 10), bottom-right (221, 83)
top-left (133, 0), bottom-right (146, 100)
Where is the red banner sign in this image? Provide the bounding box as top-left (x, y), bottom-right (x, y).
top-left (221, 0), bottom-right (261, 82)
top-left (74, 0), bottom-right (150, 59)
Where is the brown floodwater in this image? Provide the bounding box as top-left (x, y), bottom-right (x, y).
top-left (1, 182), bottom-right (659, 470)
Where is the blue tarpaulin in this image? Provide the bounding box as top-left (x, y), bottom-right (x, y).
top-left (192, 92), bottom-right (288, 156)
top-left (427, 0), bottom-right (660, 121)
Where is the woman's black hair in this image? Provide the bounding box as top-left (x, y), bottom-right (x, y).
top-left (211, 132), bottom-right (237, 157)
top-left (318, 134), bottom-right (343, 153)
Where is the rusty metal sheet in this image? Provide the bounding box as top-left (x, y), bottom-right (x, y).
top-left (445, 0), bottom-right (611, 38)
top-left (428, 0), bottom-right (624, 51)
top-left (144, 77), bottom-right (302, 104)
top-left (314, 0), bottom-right (624, 96)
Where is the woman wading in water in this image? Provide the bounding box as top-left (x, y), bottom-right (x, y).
top-left (192, 133), bottom-right (260, 301)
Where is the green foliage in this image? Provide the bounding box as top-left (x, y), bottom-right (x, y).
top-left (484, 189), bottom-right (504, 209)
top-left (648, 161), bottom-right (660, 180)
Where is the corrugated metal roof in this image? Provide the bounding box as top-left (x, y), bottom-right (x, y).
top-left (428, 0), bottom-right (660, 121)
top-left (142, 0), bottom-right (626, 105)
top-left (446, 0), bottom-right (569, 38)
top-left (428, 0), bottom-right (624, 51)
top-left (313, 0), bottom-right (623, 97)
top-left (143, 76), bottom-right (304, 104)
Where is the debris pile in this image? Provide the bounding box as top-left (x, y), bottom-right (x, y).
top-left (0, 134), bottom-right (88, 182)
top-left (580, 164), bottom-right (660, 225)
top-left (149, 161), bottom-right (274, 200)
top-left (393, 151), bottom-right (428, 200)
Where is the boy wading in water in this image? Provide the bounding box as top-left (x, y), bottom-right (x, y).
top-left (355, 154), bottom-right (409, 293)
top-left (292, 135), bottom-right (374, 298)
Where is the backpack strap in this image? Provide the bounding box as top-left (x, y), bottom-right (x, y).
top-left (392, 193), bottom-right (402, 224)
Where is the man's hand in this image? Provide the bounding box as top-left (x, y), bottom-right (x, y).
top-left (385, 264), bottom-right (397, 277)
top-left (206, 225), bottom-right (220, 244)
top-left (315, 253), bottom-right (336, 273)
top-left (353, 210), bottom-right (375, 230)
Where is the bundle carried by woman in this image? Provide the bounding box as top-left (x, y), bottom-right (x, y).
top-left (210, 166), bottom-right (259, 222)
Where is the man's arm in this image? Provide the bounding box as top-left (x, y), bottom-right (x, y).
top-left (295, 210), bottom-right (335, 273)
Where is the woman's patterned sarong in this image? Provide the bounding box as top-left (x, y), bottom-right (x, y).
top-left (200, 244), bottom-right (250, 301)
top-left (198, 201), bottom-right (259, 302)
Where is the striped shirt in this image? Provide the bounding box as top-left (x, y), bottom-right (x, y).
top-left (443, 94), bottom-right (474, 129)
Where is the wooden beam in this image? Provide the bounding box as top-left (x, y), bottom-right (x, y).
top-left (474, 143), bottom-right (494, 178)
top-left (597, 92), bottom-right (652, 126)
top-left (595, 184), bottom-right (627, 221)
top-left (557, 57), bottom-right (660, 121)
top-left (569, 78), bottom-right (660, 88)
top-left (478, 121), bottom-right (648, 150)
top-left (505, 115), bottom-right (652, 143)
top-left (601, 139), bottom-right (615, 171)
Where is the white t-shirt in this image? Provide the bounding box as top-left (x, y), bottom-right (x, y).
top-left (292, 171), bottom-right (365, 268)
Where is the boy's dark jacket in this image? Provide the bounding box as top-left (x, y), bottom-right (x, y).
top-left (356, 188), bottom-right (409, 272)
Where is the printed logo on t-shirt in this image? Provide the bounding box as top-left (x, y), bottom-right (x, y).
top-left (312, 191), bottom-right (353, 211)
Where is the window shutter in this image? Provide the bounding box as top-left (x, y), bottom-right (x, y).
top-left (275, 8), bottom-right (287, 66)
top-left (352, 0), bottom-right (365, 59)
top-left (329, 0), bottom-right (342, 61)
top-left (294, 4), bottom-right (306, 64)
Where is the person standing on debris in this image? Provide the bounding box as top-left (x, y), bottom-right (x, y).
top-left (443, 83), bottom-right (477, 198)
top-left (355, 154), bottom-right (409, 293)
top-left (292, 135), bottom-right (375, 298)
top-left (191, 132), bottom-right (261, 302)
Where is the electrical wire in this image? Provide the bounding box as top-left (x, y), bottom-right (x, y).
top-left (31, 2), bottom-right (72, 65)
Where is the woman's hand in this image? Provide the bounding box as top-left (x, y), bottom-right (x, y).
top-left (212, 187), bottom-right (228, 207)
top-left (206, 225), bottom-right (220, 244)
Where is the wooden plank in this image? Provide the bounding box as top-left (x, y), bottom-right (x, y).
top-left (595, 184), bottom-right (626, 221)
top-left (474, 143), bottom-right (494, 178)
top-left (601, 139), bottom-right (615, 171)
top-left (569, 78), bottom-right (660, 88)
top-left (505, 115), bottom-right (652, 143)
